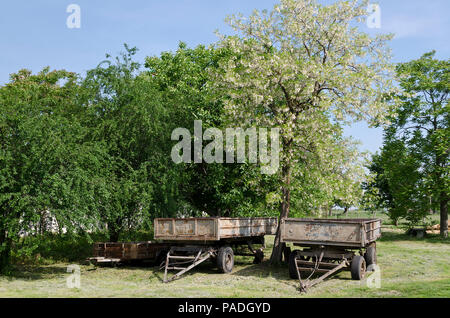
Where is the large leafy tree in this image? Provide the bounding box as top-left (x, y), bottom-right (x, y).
top-left (145, 43), bottom-right (277, 217)
top-left (366, 140), bottom-right (425, 227)
top-left (0, 68), bottom-right (90, 269)
top-left (81, 45), bottom-right (180, 241)
top-left (374, 51), bottom-right (449, 236)
top-left (213, 0), bottom-right (396, 262)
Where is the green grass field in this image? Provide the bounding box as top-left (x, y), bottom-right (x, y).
top-left (1, 222), bottom-right (448, 298)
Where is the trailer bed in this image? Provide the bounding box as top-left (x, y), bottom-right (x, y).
top-left (154, 217), bottom-right (277, 242)
top-left (281, 218), bottom-right (381, 248)
top-left (90, 241), bottom-right (169, 264)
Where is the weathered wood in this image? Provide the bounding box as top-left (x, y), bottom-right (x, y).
top-left (92, 242), bottom-right (169, 262)
top-left (154, 217), bottom-right (278, 242)
top-left (296, 267), bottom-right (331, 273)
top-left (295, 260), bottom-right (340, 268)
top-left (88, 257), bottom-right (122, 264)
top-left (281, 218), bottom-right (381, 248)
top-left (167, 255), bottom-right (197, 260)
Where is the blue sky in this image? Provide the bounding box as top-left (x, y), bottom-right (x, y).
top-left (1, 0), bottom-right (449, 154)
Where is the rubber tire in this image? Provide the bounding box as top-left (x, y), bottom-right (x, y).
top-left (217, 246), bottom-right (234, 273)
top-left (351, 255), bottom-right (366, 280)
top-left (364, 243), bottom-right (377, 267)
top-left (253, 250), bottom-right (264, 264)
top-left (288, 250), bottom-right (302, 279)
top-left (283, 246), bottom-right (292, 264)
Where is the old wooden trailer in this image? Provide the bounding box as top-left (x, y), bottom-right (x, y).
top-left (154, 217), bottom-right (278, 282)
top-left (89, 242), bottom-right (170, 265)
top-left (281, 218), bottom-right (381, 292)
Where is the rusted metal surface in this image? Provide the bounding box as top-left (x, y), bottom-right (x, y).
top-left (154, 217), bottom-right (278, 241)
top-left (281, 218), bottom-right (381, 248)
top-left (92, 241), bottom-right (169, 262)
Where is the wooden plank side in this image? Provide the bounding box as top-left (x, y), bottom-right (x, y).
top-left (92, 242), bottom-right (169, 260)
top-left (154, 219), bottom-right (174, 237)
top-left (281, 218), bottom-right (381, 247)
top-left (218, 218), bottom-right (278, 238)
top-left (154, 218), bottom-right (218, 241)
top-left (154, 217), bottom-right (277, 241)
top-left (364, 219), bottom-right (382, 243)
top-left (281, 219), bottom-right (362, 245)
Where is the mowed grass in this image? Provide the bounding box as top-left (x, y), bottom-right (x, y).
top-left (0, 226), bottom-right (448, 298)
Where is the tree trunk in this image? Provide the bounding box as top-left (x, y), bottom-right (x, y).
top-left (108, 224), bottom-right (121, 242)
top-left (440, 192), bottom-right (448, 238)
top-left (0, 227), bottom-right (11, 272)
top-left (270, 165), bottom-right (291, 264)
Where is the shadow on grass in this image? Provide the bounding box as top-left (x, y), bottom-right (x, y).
top-left (5, 264), bottom-right (68, 281)
top-left (146, 259), bottom-right (226, 282)
top-left (146, 256), bottom-right (280, 283)
top-left (231, 261), bottom-right (289, 280)
top-left (231, 261), bottom-right (355, 285)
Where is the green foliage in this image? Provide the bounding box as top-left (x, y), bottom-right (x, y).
top-left (145, 43), bottom-right (277, 217)
top-left (11, 233), bottom-right (106, 264)
top-left (368, 141), bottom-right (428, 226)
top-left (367, 51), bottom-right (449, 230)
top-left (0, 43), bottom-right (281, 269)
top-left (81, 45), bottom-right (179, 240)
top-left (0, 68), bottom-right (87, 270)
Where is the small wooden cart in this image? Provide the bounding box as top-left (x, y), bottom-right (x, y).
top-left (154, 217), bottom-right (278, 282)
top-left (89, 242), bottom-right (170, 265)
top-left (281, 218), bottom-right (381, 292)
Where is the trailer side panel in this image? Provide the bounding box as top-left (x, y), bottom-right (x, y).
top-left (93, 242), bottom-right (169, 261)
top-left (219, 218), bottom-right (278, 238)
top-left (154, 217), bottom-right (277, 241)
top-left (281, 218), bottom-right (381, 248)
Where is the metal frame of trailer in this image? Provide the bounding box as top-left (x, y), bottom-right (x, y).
top-left (280, 218), bottom-right (382, 292)
top-left (154, 217), bottom-right (278, 283)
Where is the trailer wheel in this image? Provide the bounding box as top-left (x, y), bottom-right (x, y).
top-left (351, 255), bottom-right (366, 280)
top-left (217, 246), bottom-right (234, 273)
top-left (364, 243), bottom-right (377, 267)
top-left (283, 246), bottom-right (291, 264)
top-left (253, 250), bottom-right (264, 264)
top-left (288, 250), bottom-right (302, 279)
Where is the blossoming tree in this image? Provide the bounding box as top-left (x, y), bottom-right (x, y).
top-left (213, 0), bottom-right (397, 262)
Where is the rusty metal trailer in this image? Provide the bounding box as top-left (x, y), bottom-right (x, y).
top-left (89, 242), bottom-right (170, 265)
top-left (281, 218), bottom-right (381, 292)
top-left (154, 217), bottom-right (278, 282)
